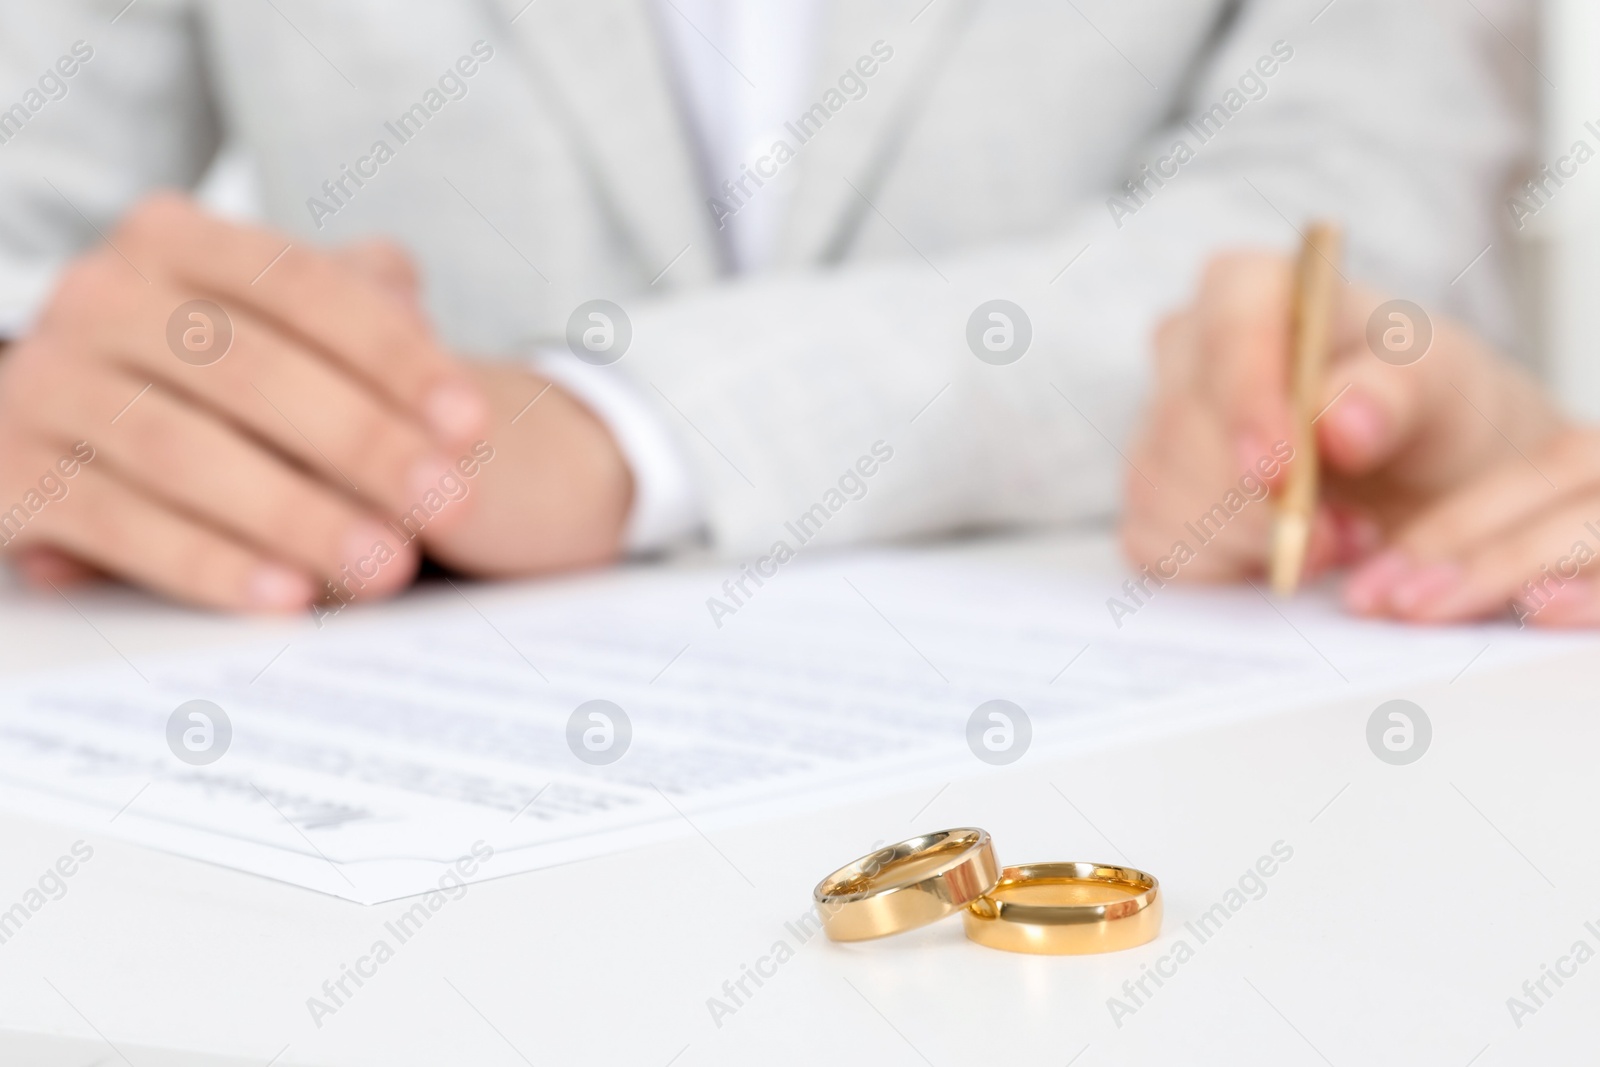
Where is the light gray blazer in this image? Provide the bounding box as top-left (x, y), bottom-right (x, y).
top-left (0, 0), bottom-right (1528, 555)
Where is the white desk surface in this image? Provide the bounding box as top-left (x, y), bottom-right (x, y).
top-left (0, 532), bottom-right (1596, 1066)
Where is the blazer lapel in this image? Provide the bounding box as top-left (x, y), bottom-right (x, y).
top-left (486, 0), bottom-right (721, 287)
top-left (774, 0), bottom-right (978, 267)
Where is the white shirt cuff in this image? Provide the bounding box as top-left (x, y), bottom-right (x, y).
top-left (528, 350), bottom-right (705, 554)
top-left (0, 260), bottom-right (61, 339)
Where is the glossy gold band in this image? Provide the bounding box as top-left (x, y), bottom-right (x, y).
top-left (814, 828), bottom-right (1000, 942)
top-left (961, 862), bottom-right (1161, 955)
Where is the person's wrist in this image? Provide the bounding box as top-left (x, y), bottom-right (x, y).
top-left (415, 360), bottom-right (632, 576)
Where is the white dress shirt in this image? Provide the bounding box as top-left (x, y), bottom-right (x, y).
top-left (539, 0), bottom-right (822, 553)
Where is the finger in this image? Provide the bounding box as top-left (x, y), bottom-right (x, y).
top-left (1151, 310), bottom-right (1200, 395)
top-left (1299, 503), bottom-right (1353, 582)
top-left (227, 313), bottom-right (467, 526)
top-left (1313, 369), bottom-right (1420, 477)
top-left (1314, 311), bottom-right (1467, 478)
top-left (1379, 494), bottom-right (1600, 623)
top-left (1392, 432), bottom-right (1599, 563)
top-left (28, 463), bottom-right (315, 612)
top-left (49, 261), bottom-right (459, 521)
top-left (1122, 494), bottom-right (1343, 586)
top-left (1150, 307), bottom-right (1300, 491)
top-left (1311, 277), bottom-right (1445, 475)
top-left (1192, 251), bottom-right (1296, 456)
top-left (1122, 395), bottom-right (1278, 580)
top-left (1521, 579), bottom-right (1600, 628)
top-left (1124, 392), bottom-right (1344, 588)
top-left (1190, 256), bottom-right (1408, 485)
top-left (207, 303), bottom-right (465, 524)
top-left (38, 372), bottom-right (421, 598)
top-left (10, 546), bottom-right (102, 588)
top-left (1342, 545), bottom-right (1410, 616)
top-left (330, 239), bottom-right (422, 309)
top-left (114, 194), bottom-right (486, 442)
top-left (1317, 302), bottom-right (1559, 491)
top-left (1321, 502), bottom-right (1383, 569)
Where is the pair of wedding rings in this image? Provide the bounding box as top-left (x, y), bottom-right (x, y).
top-left (813, 828), bottom-right (1160, 954)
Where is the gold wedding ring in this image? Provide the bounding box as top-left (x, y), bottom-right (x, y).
top-left (961, 862), bottom-right (1161, 955)
top-left (814, 828), bottom-right (1000, 941)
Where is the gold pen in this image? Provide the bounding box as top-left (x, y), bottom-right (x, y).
top-left (1269, 221), bottom-right (1343, 596)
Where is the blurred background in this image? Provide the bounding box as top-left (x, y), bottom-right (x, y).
top-left (1538, 0), bottom-right (1600, 417)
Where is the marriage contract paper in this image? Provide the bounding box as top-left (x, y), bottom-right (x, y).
top-left (0, 548), bottom-right (1570, 903)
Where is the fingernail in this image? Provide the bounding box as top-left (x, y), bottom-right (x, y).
top-left (1236, 431), bottom-right (1268, 474)
top-left (1336, 510), bottom-right (1383, 561)
top-left (1389, 562), bottom-right (1462, 614)
top-left (407, 456), bottom-right (452, 503)
top-left (425, 381), bottom-right (487, 440)
top-left (1523, 577), bottom-right (1596, 626)
top-left (1328, 391), bottom-right (1386, 458)
top-left (1343, 548), bottom-right (1412, 613)
top-left (247, 564), bottom-right (314, 610)
top-left (342, 520), bottom-right (392, 571)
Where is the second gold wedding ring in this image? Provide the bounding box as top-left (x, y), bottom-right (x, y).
top-left (813, 828), bottom-right (1000, 941)
top-left (962, 862), bottom-right (1161, 955)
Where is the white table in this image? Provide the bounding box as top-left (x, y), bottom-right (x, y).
top-left (0, 533), bottom-right (1595, 1066)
